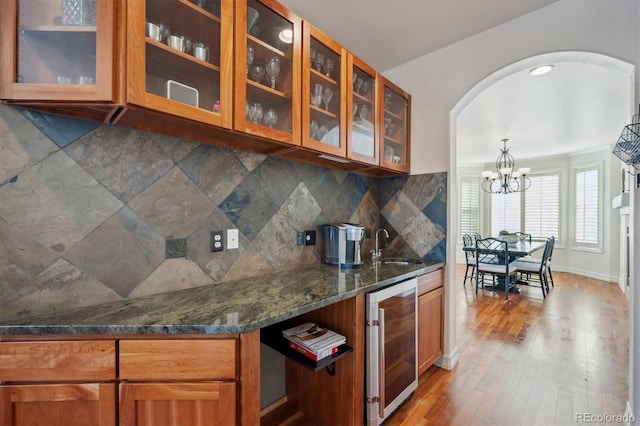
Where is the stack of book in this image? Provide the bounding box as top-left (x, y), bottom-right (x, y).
top-left (282, 322), bottom-right (346, 362)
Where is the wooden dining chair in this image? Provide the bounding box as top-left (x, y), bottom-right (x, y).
top-left (512, 237), bottom-right (553, 298)
top-left (475, 237), bottom-right (520, 300)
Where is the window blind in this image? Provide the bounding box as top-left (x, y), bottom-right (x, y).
top-left (575, 168), bottom-right (599, 245)
top-left (524, 174), bottom-right (559, 240)
top-left (459, 177), bottom-right (480, 237)
top-left (491, 191), bottom-right (520, 235)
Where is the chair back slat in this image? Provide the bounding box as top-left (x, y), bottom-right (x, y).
top-left (476, 238), bottom-right (508, 265)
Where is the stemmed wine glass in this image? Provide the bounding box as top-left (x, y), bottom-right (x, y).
top-left (322, 87), bottom-right (333, 111)
top-left (250, 65), bottom-right (265, 84)
top-left (246, 46), bottom-right (254, 76)
top-left (264, 108), bottom-right (278, 128)
top-left (323, 58), bottom-right (334, 78)
top-left (358, 104), bottom-right (369, 121)
top-left (265, 57), bottom-right (280, 89)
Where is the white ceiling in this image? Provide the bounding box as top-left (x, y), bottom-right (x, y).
top-left (278, 0), bottom-right (634, 166)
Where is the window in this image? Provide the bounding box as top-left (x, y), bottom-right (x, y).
top-left (459, 177), bottom-right (480, 238)
top-left (490, 171), bottom-right (560, 240)
top-left (574, 164), bottom-right (601, 249)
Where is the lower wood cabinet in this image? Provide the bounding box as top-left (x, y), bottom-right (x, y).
top-left (0, 340), bottom-right (117, 426)
top-left (120, 382), bottom-right (236, 426)
top-left (417, 268), bottom-right (444, 375)
top-left (0, 334), bottom-right (260, 426)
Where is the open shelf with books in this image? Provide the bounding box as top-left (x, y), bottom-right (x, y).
top-left (260, 322), bottom-right (353, 373)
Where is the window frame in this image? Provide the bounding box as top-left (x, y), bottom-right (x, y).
top-left (458, 175), bottom-right (481, 243)
top-left (572, 161), bottom-right (603, 253)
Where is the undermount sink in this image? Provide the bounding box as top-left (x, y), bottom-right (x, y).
top-left (379, 257), bottom-right (423, 265)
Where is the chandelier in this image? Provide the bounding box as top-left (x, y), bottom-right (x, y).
top-left (480, 138), bottom-right (531, 194)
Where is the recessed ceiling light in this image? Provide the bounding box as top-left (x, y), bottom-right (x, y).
top-left (529, 65), bottom-right (554, 76)
top-left (279, 29), bottom-right (293, 44)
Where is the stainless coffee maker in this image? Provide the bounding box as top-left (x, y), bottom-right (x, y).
top-left (324, 223), bottom-right (365, 268)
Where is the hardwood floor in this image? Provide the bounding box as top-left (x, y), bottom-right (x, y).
top-left (386, 265), bottom-right (630, 426)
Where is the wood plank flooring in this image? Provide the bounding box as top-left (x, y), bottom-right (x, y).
top-left (386, 266), bottom-right (629, 426)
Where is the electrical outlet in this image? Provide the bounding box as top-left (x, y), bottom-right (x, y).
top-left (210, 231), bottom-right (224, 252)
top-left (304, 230), bottom-right (316, 246)
top-left (227, 229), bottom-right (239, 250)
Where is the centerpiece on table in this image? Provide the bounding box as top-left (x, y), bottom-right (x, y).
top-left (497, 230), bottom-right (519, 244)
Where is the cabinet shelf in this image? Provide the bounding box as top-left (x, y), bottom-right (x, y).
top-left (20, 25), bottom-right (96, 33)
top-left (310, 68), bottom-right (337, 86)
top-left (353, 91), bottom-right (372, 104)
top-left (260, 325), bottom-right (352, 373)
top-left (246, 79), bottom-right (289, 99)
top-left (384, 135), bottom-right (406, 147)
top-left (384, 109), bottom-right (404, 121)
top-left (310, 104), bottom-right (337, 119)
top-left (180, 0), bottom-right (222, 23)
top-left (247, 34), bottom-right (286, 58)
top-left (147, 38), bottom-right (221, 72)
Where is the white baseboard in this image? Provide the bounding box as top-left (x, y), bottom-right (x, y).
top-left (435, 346), bottom-right (459, 370)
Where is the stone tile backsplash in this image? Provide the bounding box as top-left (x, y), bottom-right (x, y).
top-left (0, 104), bottom-right (447, 320)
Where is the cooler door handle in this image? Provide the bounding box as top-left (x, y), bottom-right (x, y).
top-left (378, 307), bottom-right (385, 419)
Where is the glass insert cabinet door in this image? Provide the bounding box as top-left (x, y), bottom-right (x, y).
top-left (380, 78), bottom-right (411, 172)
top-left (346, 54), bottom-right (378, 166)
top-left (300, 22), bottom-right (346, 157)
top-left (0, 0), bottom-right (115, 101)
top-left (234, 0), bottom-right (301, 146)
top-left (127, 0), bottom-right (233, 128)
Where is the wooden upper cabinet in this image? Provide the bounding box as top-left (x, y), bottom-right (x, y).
top-left (346, 54), bottom-right (379, 166)
top-left (126, 0), bottom-right (234, 129)
top-left (300, 22), bottom-right (347, 158)
top-left (234, 0), bottom-right (301, 146)
top-left (0, 0), bottom-right (118, 115)
top-left (379, 76), bottom-right (411, 173)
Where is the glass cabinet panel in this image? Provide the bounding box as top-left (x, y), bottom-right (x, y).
top-left (234, 0), bottom-right (301, 146)
top-left (0, 0), bottom-right (115, 104)
top-left (301, 23), bottom-right (346, 157)
top-left (346, 55), bottom-right (378, 165)
top-left (380, 78), bottom-right (410, 172)
top-left (136, 0), bottom-right (231, 127)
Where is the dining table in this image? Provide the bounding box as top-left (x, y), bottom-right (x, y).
top-left (463, 239), bottom-right (547, 293)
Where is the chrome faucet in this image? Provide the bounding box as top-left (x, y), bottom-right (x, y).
top-left (372, 228), bottom-right (389, 260)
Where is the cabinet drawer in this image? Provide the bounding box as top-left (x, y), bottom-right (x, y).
top-left (0, 341), bottom-right (116, 382)
top-left (417, 268), bottom-right (444, 296)
top-left (119, 339), bottom-right (237, 380)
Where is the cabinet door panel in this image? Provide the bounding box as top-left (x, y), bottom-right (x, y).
top-left (120, 382), bottom-right (236, 426)
top-left (0, 0), bottom-right (116, 102)
top-left (0, 383), bottom-right (116, 426)
top-left (418, 287), bottom-right (444, 375)
top-left (380, 77), bottom-right (411, 173)
top-left (119, 339), bottom-right (236, 380)
top-left (0, 340), bottom-right (116, 382)
top-left (346, 54), bottom-right (378, 165)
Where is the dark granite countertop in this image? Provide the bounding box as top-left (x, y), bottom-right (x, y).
top-left (0, 260), bottom-right (444, 336)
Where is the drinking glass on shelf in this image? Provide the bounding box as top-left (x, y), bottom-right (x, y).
top-left (249, 102), bottom-right (263, 124)
top-left (315, 51), bottom-right (325, 72)
top-left (310, 120), bottom-right (319, 139)
top-left (265, 57), bottom-right (280, 89)
top-left (322, 87), bottom-right (333, 111)
top-left (354, 77), bottom-right (363, 94)
top-left (250, 65), bottom-right (265, 84)
top-left (264, 108), bottom-right (278, 128)
top-left (360, 79), bottom-right (371, 96)
top-left (158, 22), bottom-right (170, 43)
top-left (317, 124), bottom-right (328, 140)
top-left (311, 84), bottom-right (323, 107)
top-left (310, 47), bottom-right (317, 68)
top-left (384, 92), bottom-right (393, 110)
top-left (352, 104), bottom-right (358, 118)
top-left (358, 104), bottom-right (369, 120)
top-left (323, 58), bottom-right (334, 78)
top-left (246, 46), bottom-right (254, 76)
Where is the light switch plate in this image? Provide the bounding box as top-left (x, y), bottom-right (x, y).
top-left (227, 229), bottom-right (239, 249)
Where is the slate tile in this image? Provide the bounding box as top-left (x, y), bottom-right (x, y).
top-left (252, 157), bottom-right (300, 207)
top-left (65, 206), bottom-right (165, 297)
top-left (252, 211), bottom-right (296, 270)
top-left (0, 258), bottom-right (122, 321)
top-left (280, 182), bottom-right (322, 230)
top-left (403, 173), bottom-right (446, 211)
top-left (221, 247), bottom-right (276, 282)
top-left (152, 134), bottom-right (198, 163)
top-left (424, 238), bottom-right (447, 262)
top-left (422, 187), bottom-right (447, 233)
top-left (378, 175), bottom-right (408, 209)
top-left (179, 145), bottom-right (249, 205)
top-left (218, 174), bottom-right (278, 241)
top-left (234, 150), bottom-right (267, 172)
top-left (166, 239), bottom-right (187, 258)
top-left (0, 105), bottom-right (58, 184)
top-left (400, 213), bottom-right (446, 258)
top-left (381, 190), bottom-right (420, 235)
top-left (128, 166), bottom-right (215, 239)
top-left (0, 150), bottom-right (123, 253)
top-left (19, 108), bottom-right (100, 148)
top-left (65, 125), bottom-right (174, 203)
top-left (293, 162), bottom-right (338, 207)
top-left (128, 258), bottom-right (213, 298)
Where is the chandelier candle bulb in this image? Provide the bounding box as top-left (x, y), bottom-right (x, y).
top-left (518, 167), bottom-right (530, 175)
top-left (481, 170), bottom-right (493, 178)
